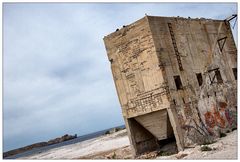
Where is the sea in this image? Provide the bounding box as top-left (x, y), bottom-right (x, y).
top-left (5, 124), bottom-right (125, 159)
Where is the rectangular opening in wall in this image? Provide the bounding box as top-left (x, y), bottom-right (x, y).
top-left (196, 73), bottom-right (203, 86)
top-left (174, 75), bottom-right (183, 90)
top-left (173, 99), bottom-right (176, 105)
top-left (232, 68), bottom-right (237, 80)
top-left (215, 69), bottom-right (223, 83)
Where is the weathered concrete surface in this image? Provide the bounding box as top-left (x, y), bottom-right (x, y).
top-left (135, 109), bottom-right (173, 140)
top-left (104, 15), bottom-right (237, 156)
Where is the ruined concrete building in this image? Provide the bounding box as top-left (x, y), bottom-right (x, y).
top-left (103, 15), bottom-right (237, 155)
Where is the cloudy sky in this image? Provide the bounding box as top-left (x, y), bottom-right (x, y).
top-left (3, 3), bottom-right (237, 152)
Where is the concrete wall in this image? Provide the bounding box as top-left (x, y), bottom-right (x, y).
top-left (104, 15), bottom-right (237, 155)
top-left (104, 17), bottom-right (170, 118)
top-left (147, 16), bottom-right (237, 145)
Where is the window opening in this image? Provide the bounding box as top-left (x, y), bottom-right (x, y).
top-left (232, 68), bottom-right (237, 80)
top-left (208, 68), bottom-right (223, 84)
top-left (215, 70), bottom-right (223, 83)
top-left (196, 73), bottom-right (203, 86)
top-left (174, 75), bottom-right (183, 90)
top-left (173, 99), bottom-right (176, 105)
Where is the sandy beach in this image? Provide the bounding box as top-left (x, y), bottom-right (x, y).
top-left (17, 129), bottom-right (237, 160)
top-left (18, 129), bottom-right (130, 159)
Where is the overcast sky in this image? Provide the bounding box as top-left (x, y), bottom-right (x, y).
top-left (3, 3), bottom-right (237, 152)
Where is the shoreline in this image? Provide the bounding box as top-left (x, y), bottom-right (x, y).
top-left (4, 125), bottom-right (125, 159)
top-left (18, 129), bottom-right (130, 159)
top-left (14, 129), bottom-right (237, 160)
top-left (4, 134), bottom-right (77, 158)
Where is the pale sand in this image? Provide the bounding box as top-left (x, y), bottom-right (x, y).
top-left (157, 129), bottom-right (238, 160)
top-left (19, 129), bottom-right (130, 159)
top-left (18, 129), bottom-right (238, 160)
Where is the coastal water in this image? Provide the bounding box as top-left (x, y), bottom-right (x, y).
top-left (5, 125), bottom-right (125, 159)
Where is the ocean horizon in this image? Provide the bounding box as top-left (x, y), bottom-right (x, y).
top-left (4, 124), bottom-right (125, 159)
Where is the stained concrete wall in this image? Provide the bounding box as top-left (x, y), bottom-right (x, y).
top-left (147, 16), bottom-right (237, 145)
top-left (104, 16), bottom-right (176, 155)
top-left (104, 17), bottom-right (170, 118)
top-left (104, 15), bottom-right (237, 155)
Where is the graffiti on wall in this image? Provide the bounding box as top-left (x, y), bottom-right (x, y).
top-left (204, 102), bottom-right (236, 131)
top-left (225, 109), bottom-right (234, 126)
top-left (204, 111), bottom-right (216, 128)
